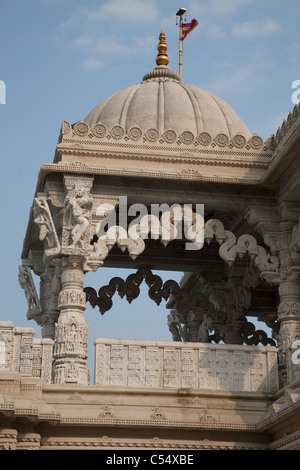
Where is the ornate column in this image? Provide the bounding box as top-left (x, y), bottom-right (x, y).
top-left (245, 204), bottom-right (300, 387)
top-left (51, 174), bottom-right (94, 385)
top-left (54, 255), bottom-right (89, 385)
top-left (39, 259), bottom-right (61, 340)
top-left (277, 272), bottom-right (300, 385)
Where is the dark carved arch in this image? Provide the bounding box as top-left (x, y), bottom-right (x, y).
top-left (84, 268), bottom-right (276, 346)
top-left (84, 267), bottom-right (211, 318)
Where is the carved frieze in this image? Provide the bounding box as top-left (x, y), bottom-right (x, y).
top-left (59, 119), bottom-right (267, 154)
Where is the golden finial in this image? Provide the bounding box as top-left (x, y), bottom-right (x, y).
top-left (156, 30), bottom-right (169, 67)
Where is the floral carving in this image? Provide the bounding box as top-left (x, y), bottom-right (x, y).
top-left (248, 135), bottom-right (264, 149)
top-left (110, 125), bottom-right (125, 139)
top-left (163, 129), bottom-right (177, 143)
top-left (128, 126), bottom-right (142, 141)
top-left (61, 120), bottom-right (71, 135)
top-left (145, 128), bottom-right (159, 142)
top-left (74, 121), bottom-right (89, 137)
top-left (231, 135), bottom-right (246, 148)
top-left (197, 132), bottom-right (212, 146)
top-left (215, 133), bottom-right (229, 147)
top-left (99, 406), bottom-right (115, 418)
top-left (92, 123), bottom-right (107, 138)
top-left (150, 408), bottom-right (166, 420)
top-left (180, 131), bottom-right (194, 145)
top-left (278, 301), bottom-right (299, 318)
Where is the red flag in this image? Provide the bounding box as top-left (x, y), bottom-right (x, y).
top-left (181, 19), bottom-right (198, 40)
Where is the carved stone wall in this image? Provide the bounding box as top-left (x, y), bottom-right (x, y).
top-left (94, 338), bottom-right (279, 393)
top-left (0, 321), bottom-right (53, 383)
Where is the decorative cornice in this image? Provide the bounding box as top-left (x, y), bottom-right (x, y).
top-left (55, 150), bottom-right (272, 171)
top-left (40, 162), bottom-right (264, 186)
top-left (59, 415), bottom-right (256, 430)
top-left (57, 140), bottom-right (272, 162)
top-left (58, 119), bottom-right (269, 154)
top-left (261, 102), bottom-right (300, 184)
top-left (41, 437), bottom-right (264, 450)
top-left (268, 101), bottom-right (300, 149)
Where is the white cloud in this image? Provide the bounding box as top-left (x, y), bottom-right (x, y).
top-left (210, 66), bottom-right (254, 96)
top-left (134, 35), bottom-right (157, 54)
top-left (73, 36), bottom-right (93, 49)
top-left (209, 0), bottom-right (254, 16)
top-left (209, 44), bottom-right (274, 98)
top-left (73, 35), bottom-right (155, 58)
top-left (82, 57), bottom-right (103, 71)
top-left (186, 2), bottom-right (206, 18)
top-left (231, 19), bottom-right (281, 38)
top-left (55, 1), bottom-right (161, 71)
top-left (86, 0), bottom-right (159, 25)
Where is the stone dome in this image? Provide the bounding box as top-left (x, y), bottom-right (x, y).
top-left (83, 30), bottom-right (251, 145)
top-left (84, 65), bottom-right (251, 143)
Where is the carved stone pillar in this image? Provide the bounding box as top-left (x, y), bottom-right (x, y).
top-left (277, 273), bottom-right (300, 386)
top-left (53, 255), bottom-right (89, 385)
top-left (245, 204), bottom-right (300, 387)
top-left (39, 259), bottom-right (61, 340)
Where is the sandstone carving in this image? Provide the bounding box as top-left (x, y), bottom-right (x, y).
top-left (33, 195), bottom-right (60, 256)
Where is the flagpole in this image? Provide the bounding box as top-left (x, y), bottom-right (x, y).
top-left (176, 8), bottom-right (186, 76)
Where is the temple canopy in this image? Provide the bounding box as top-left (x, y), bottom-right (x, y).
top-left (0, 28), bottom-right (298, 451)
top-left (19, 32), bottom-right (300, 391)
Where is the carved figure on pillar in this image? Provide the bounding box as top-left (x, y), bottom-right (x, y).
top-left (167, 311), bottom-right (186, 342)
top-left (32, 195), bottom-right (60, 257)
top-left (64, 187), bottom-right (93, 251)
top-left (61, 176), bottom-right (94, 257)
top-left (53, 255), bottom-right (89, 385)
top-left (18, 265), bottom-right (42, 323)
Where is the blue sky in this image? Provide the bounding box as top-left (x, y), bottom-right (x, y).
top-left (1, 0), bottom-right (299, 377)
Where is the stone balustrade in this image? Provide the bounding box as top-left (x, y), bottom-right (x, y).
top-left (0, 321), bottom-right (53, 384)
top-left (95, 338), bottom-right (279, 393)
top-left (0, 321), bottom-right (280, 392)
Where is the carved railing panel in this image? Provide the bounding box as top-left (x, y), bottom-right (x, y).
top-left (94, 338), bottom-right (279, 393)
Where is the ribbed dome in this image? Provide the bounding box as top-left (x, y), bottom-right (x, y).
top-left (84, 65), bottom-right (251, 141)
